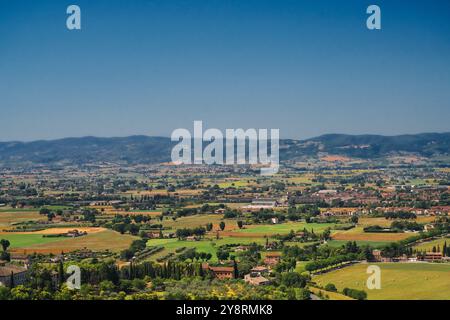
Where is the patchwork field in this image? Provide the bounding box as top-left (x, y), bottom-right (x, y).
top-left (0, 210), bottom-right (45, 230)
top-left (314, 263), bottom-right (450, 300)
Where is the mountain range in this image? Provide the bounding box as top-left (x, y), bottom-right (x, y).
top-left (0, 132), bottom-right (448, 166)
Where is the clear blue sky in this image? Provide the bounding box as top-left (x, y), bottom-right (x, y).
top-left (0, 0), bottom-right (449, 141)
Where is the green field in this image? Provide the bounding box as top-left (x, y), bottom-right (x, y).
top-left (146, 236), bottom-right (269, 262)
top-left (295, 261), bottom-right (309, 273)
top-left (314, 263), bottom-right (450, 300)
top-left (0, 233), bottom-right (63, 248)
top-left (161, 214), bottom-right (237, 230)
top-left (236, 222), bottom-right (334, 235)
top-left (146, 238), bottom-right (217, 261)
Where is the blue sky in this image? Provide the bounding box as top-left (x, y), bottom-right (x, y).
top-left (0, 0), bottom-right (449, 141)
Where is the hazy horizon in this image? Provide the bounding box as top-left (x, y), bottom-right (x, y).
top-left (1, 130), bottom-right (449, 144)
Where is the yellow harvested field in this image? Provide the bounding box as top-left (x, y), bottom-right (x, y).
top-left (0, 227), bottom-right (105, 236)
top-left (19, 227), bottom-right (106, 235)
top-left (332, 228), bottom-right (413, 242)
top-left (358, 216), bottom-right (435, 228)
top-left (320, 155), bottom-right (351, 162)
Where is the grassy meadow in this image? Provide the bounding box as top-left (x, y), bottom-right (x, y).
top-left (314, 263), bottom-right (450, 300)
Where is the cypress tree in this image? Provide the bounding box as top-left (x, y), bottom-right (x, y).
top-left (9, 271), bottom-right (14, 288)
top-left (233, 260), bottom-right (238, 279)
top-left (197, 263), bottom-right (204, 278)
top-left (58, 260), bottom-right (65, 286)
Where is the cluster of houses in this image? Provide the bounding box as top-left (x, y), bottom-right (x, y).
top-left (319, 205), bottom-right (450, 218)
top-left (291, 185), bottom-right (450, 212)
top-left (243, 253), bottom-right (281, 286)
top-left (311, 189), bottom-right (379, 206)
top-left (201, 251), bottom-right (282, 286)
top-left (241, 198), bottom-right (280, 212)
top-left (144, 231), bottom-right (175, 239)
top-left (65, 229), bottom-right (88, 238)
top-left (239, 194), bottom-right (295, 214)
top-left (373, 206), bottom-right (450, 216)
top-left (244, 266), bottom-right (271, 286)
top-left (237, 192), bottom-right (450, 219)
top-left (202, 264), bottom-right (235, 280)
top-left (320, 208), bottom-right (359, 217)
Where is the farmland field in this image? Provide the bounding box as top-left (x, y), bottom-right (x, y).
top-left (332, 226), bottom-right (415, 242)
top-left (217, 180), bottom-right (250, 188)
top-left (330, 216), bottom-right (437, 243)
top-left (146, 236), bottom-right (269, 263)
top-left (0, 210), bottom-right (45, 230)
top-left (161, 214), bottom-right (238, 231)
top-left (357, 216), bottom-right (435, 228)
top-left (0, 233), bottom-right (64, 249)
top-left (1, 0), bottom-right (450, 302)
top-left (414, 237), bottom-right (450, 252)
top-left (7, 229), bottom-right (137, 254)
top-left (314, 263), bottom-right (450, 300)
top-left (0, 208), bottom-right (39, 213)
top-left (233, 222), bottom-right (335, 236)
top-left (146, 238), bottom-right (217, 261)
top-left (326, 240), bottom-right (391, 248)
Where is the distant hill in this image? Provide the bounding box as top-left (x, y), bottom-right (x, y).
top-left (0, 132), bottom-right (448, 166)
top-left (302, 132), bottom-right (450, 158)
top-left (0, 136), bottom-right (173, 166)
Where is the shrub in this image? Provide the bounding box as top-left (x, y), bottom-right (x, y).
top-left (324, 283), bottom-right (337, 292)
top-left (342, 287), bottom-right (367, 300)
